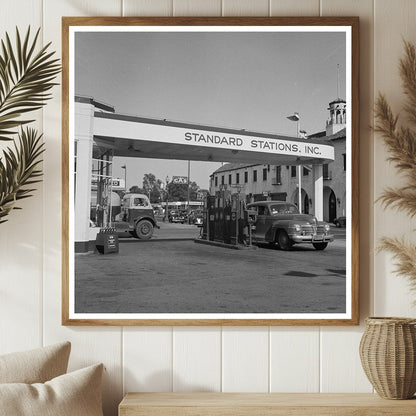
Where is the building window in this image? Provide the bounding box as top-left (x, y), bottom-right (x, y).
top-left (323, 164), bottom-right (330, 179)
top-left (236, 173), bottom-right (240, 184)
top-left (303, 166), bottom-right (309, 176)
top-left (275, 166), bottom-right (281, 184)
top-left (221, 175), bottom-right (224, 185)
top-left (228, 174), bottom-right (232, 185)
top-left (291, 166), bottom-right (297, 177)
top-left (343, 153), bottom-right (346, 171)
top-left (244, 171), bottom-right (248, 183)
top-left (253, 170), bottom-right (257, 182)
top-left (215, 176), bottom-right (218, 187)
top-left (263, 168), bottom-right (267, 181)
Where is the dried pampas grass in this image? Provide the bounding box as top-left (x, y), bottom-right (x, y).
top-left (376, 40), bottom-right (416, 295)
top-left (378, 237), bottom-right (416, 294)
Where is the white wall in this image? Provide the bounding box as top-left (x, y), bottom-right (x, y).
top-left (1, 1), bottom-right (416, 415)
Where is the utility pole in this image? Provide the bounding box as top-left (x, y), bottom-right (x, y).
top-left (287, 112), bottom-right (302, 213)
top-left (164, 176), bottom-right (169, 222)
top-left (187, 160), bottom-right (191, 216)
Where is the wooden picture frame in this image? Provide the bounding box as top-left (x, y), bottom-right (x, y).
top-left (62, 17), bottom-right (359, 326)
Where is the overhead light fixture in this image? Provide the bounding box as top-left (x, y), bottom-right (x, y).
top-left (286, 112), bottom-right (299, 122)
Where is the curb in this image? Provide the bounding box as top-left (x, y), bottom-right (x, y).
top-left (119, 237), bottom-right (197, 243)
top-left (194, 239), bottom-right (256, 250)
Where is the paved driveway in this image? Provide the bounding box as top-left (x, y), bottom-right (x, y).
top-left (75, 224), bottom-right (346, 314)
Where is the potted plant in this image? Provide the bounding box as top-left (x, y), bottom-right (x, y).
top-left (359, 40), bottom-right (416, 400)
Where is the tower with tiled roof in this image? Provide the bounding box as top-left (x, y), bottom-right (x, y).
top-left (326, 98), bottom-right (346, 136)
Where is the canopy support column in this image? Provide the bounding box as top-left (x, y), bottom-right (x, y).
top-left (74, 102), bottom-right (95, 252)
top-left (313, 164), bottom-right (323, 221)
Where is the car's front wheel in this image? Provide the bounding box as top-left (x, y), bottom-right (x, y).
top-left (277, 230), bottom-right (293, 251)
top-left (313, 242), bottom-right (328, 250)
top-left (135, 220), bottom-right (154, 239)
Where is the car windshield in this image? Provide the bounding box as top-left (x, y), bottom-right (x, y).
top-left (269, 203), bottom-right (299, 215)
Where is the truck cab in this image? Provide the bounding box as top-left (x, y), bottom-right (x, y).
top-left (120, 193), bottom-right (158, 239)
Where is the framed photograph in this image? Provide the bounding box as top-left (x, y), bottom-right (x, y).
top-left (62, 17), bottom-right (359, 326)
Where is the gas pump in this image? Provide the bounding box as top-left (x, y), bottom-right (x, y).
top-left (244, 208), bottom-right (257, 246)
top-left (202, 192), bottom-right (255, 248)
top-left (230, 192), bottom-right (247, 245)
top-left (204, 195), bottom-right (216, 241)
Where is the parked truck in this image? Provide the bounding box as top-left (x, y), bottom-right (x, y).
top-left (116, 193), bottom-right (158, 239)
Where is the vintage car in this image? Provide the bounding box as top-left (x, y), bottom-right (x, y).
top-left (168, 209), bottom-right (186, 223)
top-left (118, 193), bottom-right (158, 239)
top-left (247, 201), bottom-right (334, 250)
top-left (334, 216), bottom-right (346, 228)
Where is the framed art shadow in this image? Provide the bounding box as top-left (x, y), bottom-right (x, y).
top-left (62, 16), bottom-right (359, 325)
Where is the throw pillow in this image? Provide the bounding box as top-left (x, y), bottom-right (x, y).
top-left (0, 341), bottom-right (71, 384)
top-left (0, 363), bottom-right (104, 416)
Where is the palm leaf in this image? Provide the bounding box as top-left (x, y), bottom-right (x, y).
top-left (0, 27), bottom-right (60, 141)
top-left (0, 127), bottom-right (44, 222)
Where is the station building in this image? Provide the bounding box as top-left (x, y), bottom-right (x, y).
top-left (209, 99), bottom-right (347, 223)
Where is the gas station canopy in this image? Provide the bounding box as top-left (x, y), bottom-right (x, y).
top-left (91, 111), bottom-right (334, 165)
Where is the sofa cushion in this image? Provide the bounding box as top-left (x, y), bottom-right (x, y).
top-left (0, 341), bottom-right (71, 384)
top-left (0, 363), bottom-right (104, 416)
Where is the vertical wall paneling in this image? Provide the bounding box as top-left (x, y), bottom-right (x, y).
top-left (373, 0), bottom-right (416, 317)
top-left (270, 327), bottom-right (320, 392)
top-left (270, 0), bottom-right (320, 16)
top-left (42, 2), bottom-right (124, 415)
top-left (320, 0), bottom-right (375, 392)
top-left (123, 0), bottom-right (173, 16)
top-left (123, 328), bottom-right (173, 393)
top-left (222, 0), bottom-right (270, 17)
top-left (173, 327), bottom-right (221, 391)
top-left (2, 1), bottom-right (416, 413)
top-left (0, 0), bottom-right (43, 355)
top-left (0, 0), bottom-right (41, 33)
top-left (222, 327), bottom-right (269, 392)
top-left (173, 0), bottom-right (222, 16)
top-left (320, 327), bottom-right (373, 392)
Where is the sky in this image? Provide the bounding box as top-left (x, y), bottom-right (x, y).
top-left (75, 29), bottom-right (346, 190)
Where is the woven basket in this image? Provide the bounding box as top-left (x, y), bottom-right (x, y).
top-left (359, 317), bottom-right (416, 399)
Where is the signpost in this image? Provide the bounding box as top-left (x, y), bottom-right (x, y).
top-left (172, 176), bottom-right (188, 184)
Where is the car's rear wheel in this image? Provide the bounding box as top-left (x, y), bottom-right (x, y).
top-left (313, 242), bottom-right (328, 250)
top-left (135, 220), bottom-right (154, 239)
top-left (277, 230), bottom-right (293, 251)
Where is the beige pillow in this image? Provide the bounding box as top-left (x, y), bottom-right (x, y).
top-left (0, 363), bottom-right (104, 416)
top-left (0, 342), bottom-right (71, 384)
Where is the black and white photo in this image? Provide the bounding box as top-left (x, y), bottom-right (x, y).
top-left (62, 17), bottom-right (359, 325)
